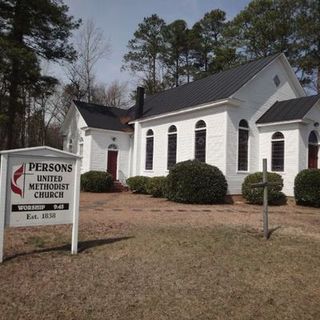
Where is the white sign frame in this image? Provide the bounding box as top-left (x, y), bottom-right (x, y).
top-left (0, 146), bottom-right (81, 263)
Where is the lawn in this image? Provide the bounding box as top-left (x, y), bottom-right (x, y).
top-left (0, 192), bottom-right (320, 319)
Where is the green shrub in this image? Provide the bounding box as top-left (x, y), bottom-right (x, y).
top-left (166, 160), bottom-right (227, 204)
top-left (294, 169), bottom-right (320, 207)
top-left (126, 176), bottom-right (150, 194)
top-left (146, 176), bottom-right (167, 198)
top-left (241, 172), bottom-right (287, 205)
top-left (81, 171), bottom-right (113, 192)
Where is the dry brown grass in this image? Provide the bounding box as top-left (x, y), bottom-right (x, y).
top-left (1, 192), bottom-right (320, 319)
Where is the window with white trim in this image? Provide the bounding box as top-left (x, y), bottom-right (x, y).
top-left (145, 129), bottom-right (154, 170)
top-left (68, 138), bottom-right (73, 153)
top-left (195, 120), bottom-right (206, 162)
top-left (79, 137), bottom-right (84, 166)
top-left (167, 125), bottom-right (177, 170)
top-left (238, 120), bottom-right (249, 171)
top-left (271, 132), bottom-right (284, 171)
top-left (108, 143), bottom-right (118, 150)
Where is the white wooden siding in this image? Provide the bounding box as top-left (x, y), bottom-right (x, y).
top-left (226, 58), bottom-right (302, 194)
top-left (133, 106), bottom-right (228, 178)
top-left (62, 106), bottom-right (90, 173)
top-left (89, 129), bottom-right (131, 183)
top-left (259, 124), bottom-right (300, 196)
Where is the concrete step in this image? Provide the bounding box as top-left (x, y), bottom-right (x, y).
top-left (112, 181), bottom-right (129, 192)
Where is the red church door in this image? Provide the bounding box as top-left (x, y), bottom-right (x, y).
top-left (107, 150), bottom-right (118, 180)
top-left (308, 145), bottom-right (318, 169)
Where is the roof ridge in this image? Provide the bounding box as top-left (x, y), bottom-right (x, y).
top-left (74, 100), bottom-right (121, 110)
top-left (73, 100), bottom-right (129, 115)
top-left (142, 53), bottom-right (282, 101)
top-left (73, 100), bottom-right (133, 132)
top-left (257, 94), bottom-right (320, 124)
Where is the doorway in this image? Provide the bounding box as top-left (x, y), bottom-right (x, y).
top-left (308, 131), bottom-right (318, 169)
top-left (107, 144), bottom-right (118, 180)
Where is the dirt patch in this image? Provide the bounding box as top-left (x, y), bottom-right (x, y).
top-left (0, 192), bottom-right (320, 319)
top-left (78, 192), bottom-right (320, 240)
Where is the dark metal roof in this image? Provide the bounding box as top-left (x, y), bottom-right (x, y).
top-left (130, 53), bottom-right (281, 120)
top-left (73, 54), bottom-right (284, 130)
top-left (256, 95), bottom-right (320, 124)
top-left (74, 101), bottom-right (133, 132)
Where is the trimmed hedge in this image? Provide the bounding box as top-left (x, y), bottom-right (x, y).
top-left (166, 160), bottom-right (227, 204)
top-left (81, 171), bottom-right (113, 192)
top-left (241, 172), bottom-right (287, 205)
top-left (294, 169), bottom-right (320, 207)
top-left (126, 176), bottom-right (150, 194)
top-left (146, 176), bottom-right (167, 198)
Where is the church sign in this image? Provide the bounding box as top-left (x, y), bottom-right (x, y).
top-left (0, 146), bottom-right (81, 262)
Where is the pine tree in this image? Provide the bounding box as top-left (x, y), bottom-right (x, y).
top-left (227, 0), bottom-right (320, 91)
top-left (162, 19), bottom-right (189, 87)
top-left (191, 9), bottom-right (228, 79)
top-left (296, 0), bottom-right (320, 92)
top-left (122, 14), bottom-right (166, 95)
top-left (0, 0), bottom-right (80, 149)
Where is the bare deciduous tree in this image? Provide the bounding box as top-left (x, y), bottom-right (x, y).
top-left (104, 80), bottom-right (129, 108)
top-left (66, 19), bottom-right (111, 103)
top-left (88, 80), bottom-right (129, 108)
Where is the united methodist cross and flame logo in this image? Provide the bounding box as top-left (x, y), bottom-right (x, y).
top-left (11, 164), bottom-right (25, 198)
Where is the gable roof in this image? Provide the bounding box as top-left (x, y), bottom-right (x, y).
top-left (71, 54), bottom-right (295, 131)
top-left (256, 94), bottom-right (320, 124)
top-left (74, 100), bottom-right (133, 132)
top-left (129, 53), bottom-right (281, 120)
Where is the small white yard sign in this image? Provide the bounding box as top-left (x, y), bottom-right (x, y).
top-left (0, 146), bottom-right (81, 262)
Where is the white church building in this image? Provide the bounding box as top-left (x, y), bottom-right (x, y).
top-left (61, 53), bottom-right (320, 196)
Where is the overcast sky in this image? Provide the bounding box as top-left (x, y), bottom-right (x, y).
top-left (52, 0), bottom-right (250, 88)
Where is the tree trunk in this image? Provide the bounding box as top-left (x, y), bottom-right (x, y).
top-left (175, 58), bottom-right (179, 87)
top-left (204, 53), bottom-right (208, 73)
top-left (186, 53), bottom-right (190, 83)
top-left (20, 93), bottom-right (27, 148)
top-left (6, 0), bottom-right (23, 149)
top-left (6, 66), bottom-right (19, 149)
top-left (152, 55), bottom-right (156, 94)
top-left (317, 66), bottom-right (320, 94)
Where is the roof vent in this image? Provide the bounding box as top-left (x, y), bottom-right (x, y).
top-left (273, 75), bottom-right (280, 87)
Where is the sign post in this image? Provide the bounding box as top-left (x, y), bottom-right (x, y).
top-left (0, 154), bottom-right (8, 263)
top-left (262, 158), bottom-right (269, 239)
top-left (0, 146), bottom-right (81, 262)
top-left (71, 158), bottom-right (81, 254)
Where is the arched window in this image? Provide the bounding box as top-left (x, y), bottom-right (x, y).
top-left (145, 129), bottom-right (154, 170)
top-left (195, 120), bottom-right (206, 129)
top-left (195, 120), bottom-right (206, 162)
top-left (308, 131), bottom-right (318, 169)
top-left (79, 137), bottom-right (84, 166)
top-left (271, 132), bottom-right (284, 171)
top-left (68, 138), bottom-right (73, 153)
top-left (79, 137), bottom-right (84, 155)
top-left (238, 120), bottom-right (249, 171)
top-left (167, 125), bottom-right (177, 170)
top-left (108, 143), bottom-right (118, 150)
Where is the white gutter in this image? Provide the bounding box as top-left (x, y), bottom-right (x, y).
top-left (81, 127), bottom-right (133, 134)
top-left (129, 98), bottom-right (240, 124)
